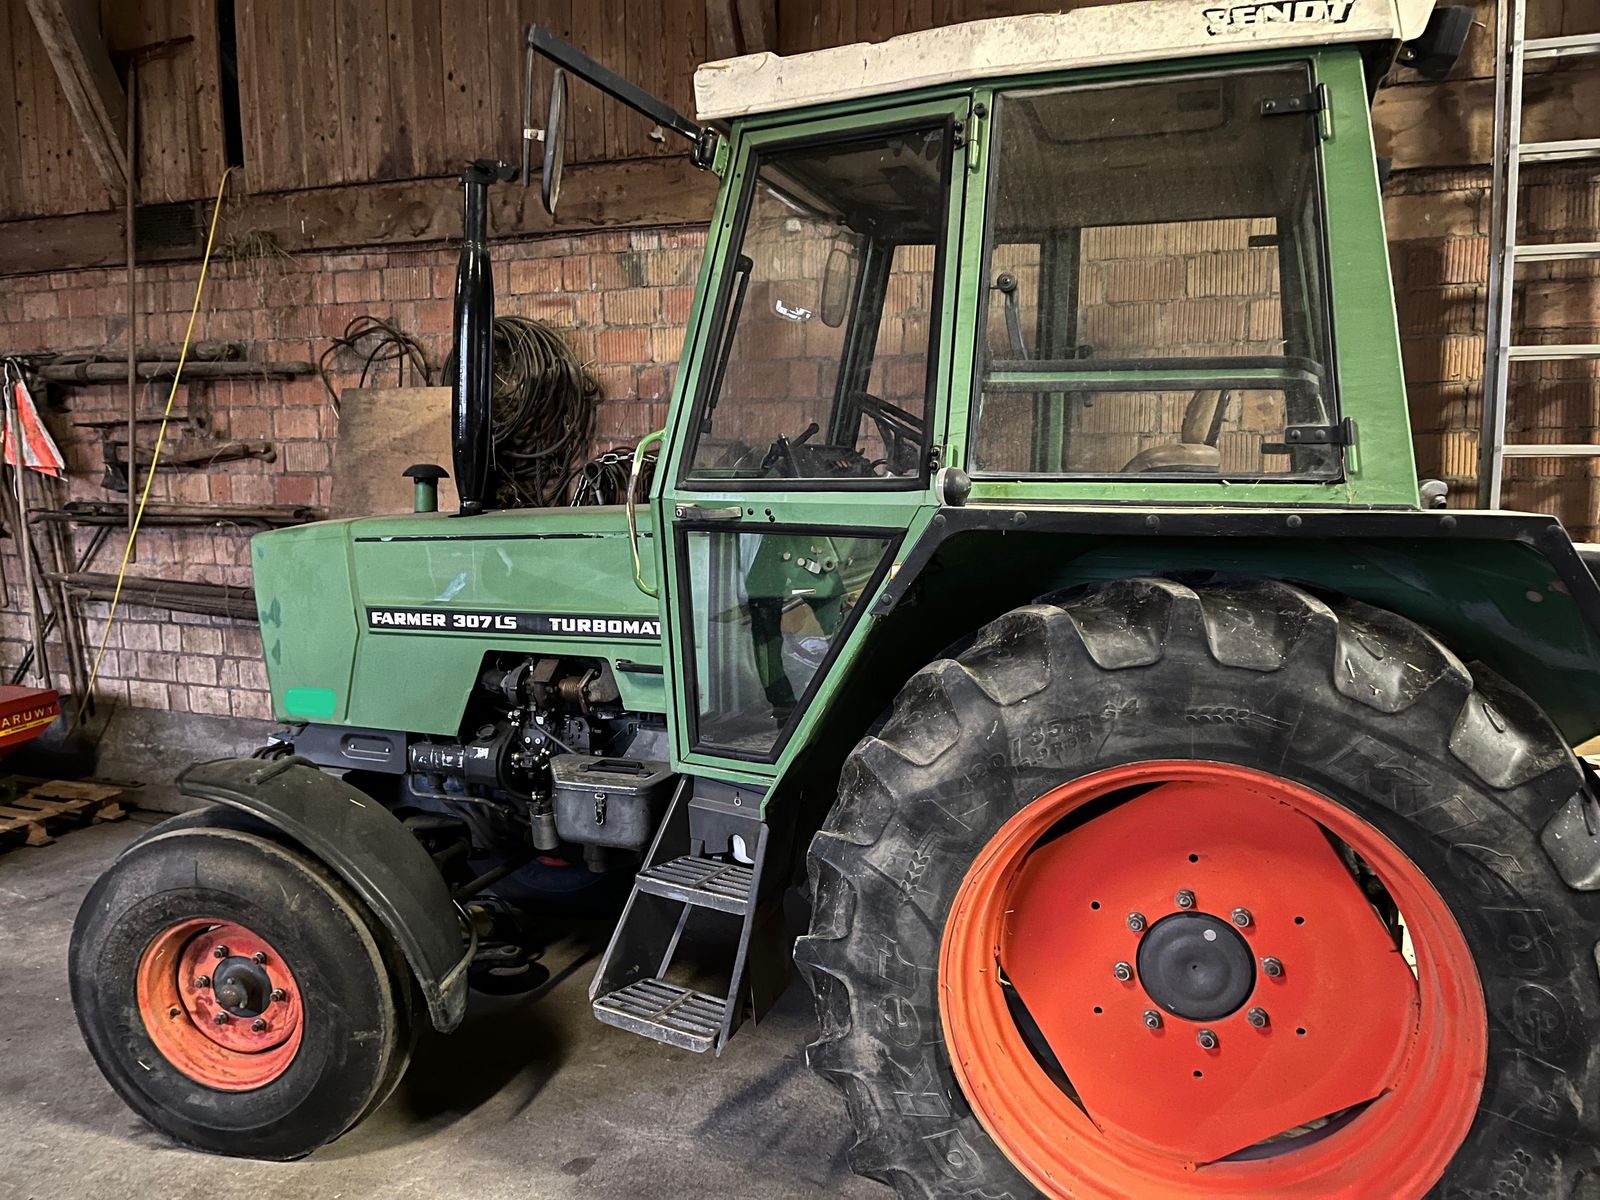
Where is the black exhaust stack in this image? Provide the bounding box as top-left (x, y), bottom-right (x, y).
top-left (450, 159), bottom-right (515, 516)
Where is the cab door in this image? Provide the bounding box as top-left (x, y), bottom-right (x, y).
top-left (653, 98), bottom-right (972, 786)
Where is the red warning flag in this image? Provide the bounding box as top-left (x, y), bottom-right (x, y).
top-left (3, 375), bottom-right (65, 477)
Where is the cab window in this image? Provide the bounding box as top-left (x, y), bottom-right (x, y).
top-left (971, 66), bottom-right (1339, 480)
top-left (683, 125), bottom-right (950, 485)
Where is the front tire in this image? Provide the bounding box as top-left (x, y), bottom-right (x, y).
top-left (71, 822), bottom-right (410, 1159)
top-left (798, 577), bottom-right (1600, 1198)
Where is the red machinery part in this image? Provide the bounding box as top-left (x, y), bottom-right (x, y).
top-left (0, 685), bottom-right (59, 758)
top-left (136, 918), bottom-right (304, 1091)
top-left (939, 760), bottom-right (1486, 1199)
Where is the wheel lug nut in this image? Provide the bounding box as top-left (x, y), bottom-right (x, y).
top-left (1262, 956), bottom-right (1284, 978)
top-left (1126, 912), bottom-right (1147, 933)
top-left (212, 944), bottom-right (229, 959)
top-left (251, 1018), bottom-right (268, 1032)
top-left (1247, 1007), bottom-right (1270, 1028)
top-left (1143, 1009), bottom-right (1163, 1030)
top-left (192, 975), bottom-right (211, 989)
top-left (213, 1012), bottom-right (230, 1025)
top-left (1113, 961), bottom-right (1133, 982)
top-left (1230, 908), bottom-right (1252, 928)
top-left (269, 988), bottom-right (287, 1003)
top-left (1197, 1028), bottom-right (1218, 1050)
top-left (252, 951), bottom-right (268, 965)
top-left (1174, 889), bottom-right (1195, 910)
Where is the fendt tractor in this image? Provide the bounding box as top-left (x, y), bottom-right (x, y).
top-left (66, 1), bottom-right (1600, 1196)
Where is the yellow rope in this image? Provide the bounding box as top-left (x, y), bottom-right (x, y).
top-left (76, 166), bottom-right (235, 722)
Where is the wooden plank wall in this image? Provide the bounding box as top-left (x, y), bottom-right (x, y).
top-left (0, 0), bottom-right (1594, 216)
top-left (234, 0), bottom-right (710, 195)
top-left (0, 0), bottom-right (113, 219)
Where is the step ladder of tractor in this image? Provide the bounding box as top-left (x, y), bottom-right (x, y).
top-left (1479, 6), bottom-right (1600, 506)
top-left (589, 779), bottom-right (771, 1054)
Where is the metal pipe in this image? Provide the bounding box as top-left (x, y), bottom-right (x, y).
top-left (4, 380), bottom-right (47, 684)
top-left (451, 161), bottom-right (509, 516)
top-left (125, 57), bottom-right (139, 561)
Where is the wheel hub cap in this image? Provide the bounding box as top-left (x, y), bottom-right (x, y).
top-left (1135, 912), bottom-right (1255, 1022)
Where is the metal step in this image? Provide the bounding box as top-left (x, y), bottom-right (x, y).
top-left (1513, 241), bottom-right (1600, 262)
top-left (1508, 343), bottom-right (1600, 360)
top-left (1501, 443), bottom-right (1600, 458)
top-left (635, 855), bottom-right (754, 914)
top-left (1519, 138), bottom-right (1600, 163)
top-left (593, 978), bottom-right (727, 1053)
top-left (1524, 33), bottom-right (1600, 59)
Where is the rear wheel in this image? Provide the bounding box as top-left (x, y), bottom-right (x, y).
top-left (72, 822), bottom-right (410, 1159)
top-left (799, 578), bottom-right (1600, 1198)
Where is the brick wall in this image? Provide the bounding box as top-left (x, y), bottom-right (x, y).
top-left (0, 226), bottom-right (707, 720)
top-left (0, 161), bottom-right (1598, 722)
top-left (1389, 163), bottom-right (1600, 537)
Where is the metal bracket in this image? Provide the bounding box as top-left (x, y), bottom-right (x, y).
top-left (1265, 417), bottom-right (1358, 455)
top-left (1260, 84), bottom-right (1329, 117)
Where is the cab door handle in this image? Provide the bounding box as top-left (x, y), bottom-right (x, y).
top-left (673, 504), bottom-right (742, 521)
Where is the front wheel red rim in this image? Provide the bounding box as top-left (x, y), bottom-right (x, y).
top-left (136, 919), bottom-right (304, 1091)
top-left (939, 760), bottom-right (1486, 1199)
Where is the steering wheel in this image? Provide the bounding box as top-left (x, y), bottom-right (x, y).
top-left (761, 421), bottom-right (821, 477)
top-left (851, 391), bottom-right (925, 475)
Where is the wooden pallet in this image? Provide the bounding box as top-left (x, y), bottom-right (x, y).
top-left (0, 778), bottom-right (126, 850)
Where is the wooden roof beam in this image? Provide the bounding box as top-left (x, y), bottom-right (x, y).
top-left (24, 0), bottom-right (128, 200)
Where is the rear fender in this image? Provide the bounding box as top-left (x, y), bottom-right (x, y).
top-left (176, 756), bottom-right (471, 1032)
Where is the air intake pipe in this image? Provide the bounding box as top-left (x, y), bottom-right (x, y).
top-left (450, 159), bottom-right (516, 516)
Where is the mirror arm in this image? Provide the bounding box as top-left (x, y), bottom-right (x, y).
top-left (526, 25), bottom-right (717, 169)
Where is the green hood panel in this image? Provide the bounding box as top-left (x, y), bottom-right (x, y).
top-left (252, 506), bottom-right (664, 735)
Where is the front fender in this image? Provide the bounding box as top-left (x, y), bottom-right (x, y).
top-left (176, 756), bottom-right (471, 1032)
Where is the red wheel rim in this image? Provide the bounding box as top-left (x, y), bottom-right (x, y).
top-left (136, 919), bottom-right (304, 1091)
top-left (940, 761), bottom-right (1486, 1199)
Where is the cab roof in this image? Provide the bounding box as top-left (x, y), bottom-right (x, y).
top-left (693, 0), bottom-right (1434, 122)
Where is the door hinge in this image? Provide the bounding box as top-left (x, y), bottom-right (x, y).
top-left (1266, 417), bottom-right (1357, 455)
top-left (1260, 84), bottom-right (1328, 117)
top-left (927, 443), bottom-right (944, 472)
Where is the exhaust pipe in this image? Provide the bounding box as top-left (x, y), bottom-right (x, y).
top-left (451, 159), bottom-right (514, 516)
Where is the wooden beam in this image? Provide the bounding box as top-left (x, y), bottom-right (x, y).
top-left (707, 0), bottom-right (740, 59)
top-left (0, 155), bottom-right (721, 277)
top-left (23, 0), bottom-right (127, 199)
top-left (733, 0), bottom-right (770, 54)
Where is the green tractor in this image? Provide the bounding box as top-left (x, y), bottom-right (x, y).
top-left (68, 1), bottom-right (1600, 1195)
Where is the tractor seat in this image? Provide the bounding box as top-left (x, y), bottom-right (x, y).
top-left (1121, 389), bottom-right (1230, 474)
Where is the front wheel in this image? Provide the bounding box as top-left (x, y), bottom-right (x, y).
top-left (71, 821), bottom-right (411, 1159)
top-left (799, 578), bottom-right (1600, 1198)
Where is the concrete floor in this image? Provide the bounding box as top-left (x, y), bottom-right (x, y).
top-left (0, 815), bottom-right (879, 1200)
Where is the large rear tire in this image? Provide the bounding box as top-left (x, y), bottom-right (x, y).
top-left (798, 577), bottom-right (1600, 1198)
top-left (71, 821), bottom-right (411, 1159)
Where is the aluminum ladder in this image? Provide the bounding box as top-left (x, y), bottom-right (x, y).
top-left (1478, 0), bottom-right (1600, 507)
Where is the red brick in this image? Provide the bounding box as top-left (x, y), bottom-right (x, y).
top-left (284, 441), bottom-right (331, 473)
top-left (275, 475), bottom-right (317, 505)
top-left (602, 288), bottom-right (660, 326)
top-left (508, 259), bottom-right (562, 294)
top-left (598, 328), bottom-right (652, 364)
top-left (274, 409), bottom-right (320, 440)
top-left (333, 271), bottom-right (381, 303)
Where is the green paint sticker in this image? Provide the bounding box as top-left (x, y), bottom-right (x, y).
top-left (283, 687), bottom-right (337, 720)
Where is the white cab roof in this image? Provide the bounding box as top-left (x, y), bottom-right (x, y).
top-left (694, 0), bottom-right (1435, 121)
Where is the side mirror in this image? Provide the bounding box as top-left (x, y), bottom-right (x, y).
top-left (542, 69), bottom-right (568, 215)
top-left (819, 240), bottom-right (857, 328)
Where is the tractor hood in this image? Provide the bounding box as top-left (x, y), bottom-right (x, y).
top-left (250, 506), bottom-right (663, 735)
